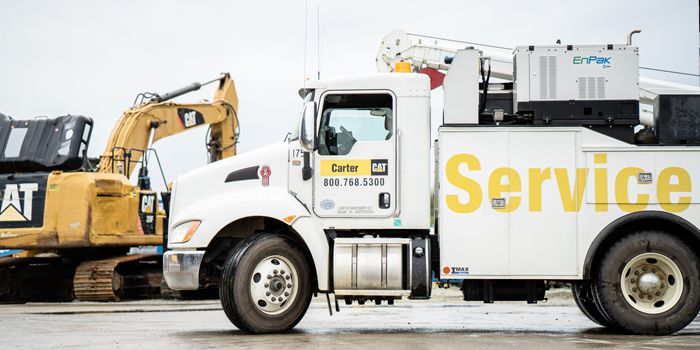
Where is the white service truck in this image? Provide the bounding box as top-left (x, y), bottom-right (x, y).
top-left (163, 30), bottom-right (700, 335)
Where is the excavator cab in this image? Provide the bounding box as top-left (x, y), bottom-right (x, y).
top-left (0, 114), bottom-right (93, 174)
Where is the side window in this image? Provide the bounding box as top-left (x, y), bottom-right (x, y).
top-left (318, 93), bottom-right (393, 156)
top-left (4, 127), bottom-right (28, 158)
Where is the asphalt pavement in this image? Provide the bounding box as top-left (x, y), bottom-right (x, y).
top-left (1, 288), bottom-right (698, 349)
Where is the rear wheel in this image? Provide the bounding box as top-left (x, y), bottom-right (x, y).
top-left (594, 230), bottom-right (700, 335)
top-left (220, 233), bottom-right (312, 333)
top-left (572, 281), bottom-right (613, 327)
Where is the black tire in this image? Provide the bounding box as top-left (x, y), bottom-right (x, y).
top-left (572, 281), bottom-right (613, 327)
top-left (220, 233), bottom-right (312, 334)
top-left (594, 230), bottom-right (700, 335)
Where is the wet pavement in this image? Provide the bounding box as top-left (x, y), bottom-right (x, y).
top-left (1, 288), bottom-right (698, 349)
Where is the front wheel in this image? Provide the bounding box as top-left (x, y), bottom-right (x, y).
top-left (220, 234), bottom-right (313, 333)
top-left (594, 230), bottom-right (700, 335)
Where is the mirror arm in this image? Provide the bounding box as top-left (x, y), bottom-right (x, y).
top-left (302, 151), bottom-right (312, 181)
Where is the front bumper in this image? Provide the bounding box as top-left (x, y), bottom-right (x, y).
top-left (163, 250), bottom-right (204, 290)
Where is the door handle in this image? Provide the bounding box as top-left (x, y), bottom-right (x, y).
top-left (379, 192), bottom-right (391, 209)
top-left (637, 172), bottom-right (652, 184)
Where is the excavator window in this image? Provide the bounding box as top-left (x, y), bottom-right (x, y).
top-left (318, 93), bottom-right (393, 156)
top-left (4, 127), bottom-right (27, 158)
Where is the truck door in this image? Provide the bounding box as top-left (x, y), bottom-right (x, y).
top-left (313, 92), bottom-right (396, 218)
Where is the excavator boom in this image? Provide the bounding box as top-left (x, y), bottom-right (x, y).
top-left (98, 73), bottom-right (239, 176)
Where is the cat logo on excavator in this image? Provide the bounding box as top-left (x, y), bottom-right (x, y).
top-left (0, 183), bottom-right (38, 222)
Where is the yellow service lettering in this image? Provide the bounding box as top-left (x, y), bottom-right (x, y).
top-left (528, 168), bottom-right (550, 212)
top-left (489, 167), bottom-right (521, 212)
top-left (555, 168), bottom-right (588, 212)
top-left (445, 154), bottom-right (482, 213)
top-left (658, 167), bottom-right (692, 213)
top-left (615, 167), bottom-right (650, 212)
top-left (444, 152), bottom-right (694, 214)
top-left (594, 153), bottom-right (608, 212)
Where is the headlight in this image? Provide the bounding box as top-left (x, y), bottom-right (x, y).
top-left (170, 220), bottom-right (201, 244)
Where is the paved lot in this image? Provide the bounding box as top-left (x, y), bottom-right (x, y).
top-left (1, 288), bottom-right (699, 349)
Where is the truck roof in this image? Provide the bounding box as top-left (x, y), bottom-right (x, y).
top-left (305, 73), bottom-right (431, 98)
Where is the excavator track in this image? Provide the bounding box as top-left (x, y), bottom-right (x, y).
top-left (0, 256), bottom-right (76, 303)
top-left (73, 254), bottom-right (162, 301)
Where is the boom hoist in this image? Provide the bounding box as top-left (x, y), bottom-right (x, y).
top-left (0, 73), bottom-right (239, 302)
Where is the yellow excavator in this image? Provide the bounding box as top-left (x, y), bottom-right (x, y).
top-left (0, 73), bottom-right (238, 302)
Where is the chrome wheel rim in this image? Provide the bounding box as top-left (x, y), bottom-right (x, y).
top-left (249, 255), bottom-right (298, 315)
top-left (620, 252), bottom-right (683, 314)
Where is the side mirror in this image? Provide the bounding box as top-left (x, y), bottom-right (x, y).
top-left (299, 101), bottom-right (317, 152)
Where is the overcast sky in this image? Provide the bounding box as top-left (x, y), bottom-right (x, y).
top-left (1, 1), bottom-right (698, 190)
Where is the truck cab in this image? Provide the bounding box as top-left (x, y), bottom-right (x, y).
top-left (164, 73), bottom-right (434, 330)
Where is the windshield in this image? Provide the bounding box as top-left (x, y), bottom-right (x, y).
top-left (288, 89), bottom-right (315, 141)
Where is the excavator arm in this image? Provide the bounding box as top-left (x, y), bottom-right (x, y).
top-left (97, 73), bottom-right (239, 177)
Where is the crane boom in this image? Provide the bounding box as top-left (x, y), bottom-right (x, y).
top-left (376, 30), bottom-right (512, 80)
